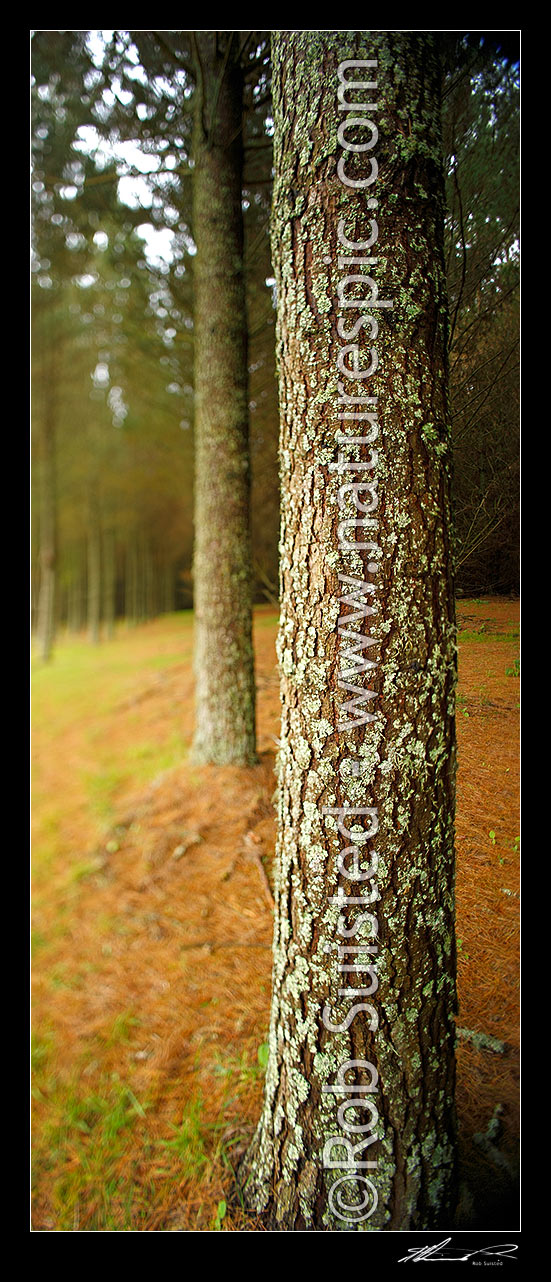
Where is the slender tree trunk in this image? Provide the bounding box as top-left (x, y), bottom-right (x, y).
top-left (36, 394), bottom-right (56, 661)
top-left (87, 498), bottom-right (101, 645)
top-left (191, 32), bottom-right (256, 765)
top-left (163, 562), bottom-right (175, 614)
top-left (144, 536), bottom-right (155, 620)
top-left (136, 531), bottom-right (146, 623)
top-left (68, 543), bottom-right (84, 633)
top-left (31, 560), bottom-right (40, 633)
top-left (242, 31), bottom-right (457, 1231)
top-left (57, 584), bottom-right (67, 629)
top-left (125, 538), bottom-right (138, 626)
top-left (102, 527), bottom-right (116, 639)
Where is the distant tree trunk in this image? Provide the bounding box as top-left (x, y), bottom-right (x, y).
top-left (56, 583), bottom-right (67, 629)
top-left (242, 31), bottom-right (457, 1231)
top-left (191, 32), bottom-right (256, 765)
top-left (102, 527), bottom-right (116, 639)
top-left (144, 536), bottom-right (155, 620)
top-left (136, 531), bottom-right (147, 622)
top-left (31, 559), bottom-right (40, 633)
top-left (87, 499), bottom-right (101, 644)
top-left (125, 538), bottom-right (139, 626)
top-left (68, 543), bottom-right (85, 633)
top-left (163, 562), bottom-right (175, 614)
top-left (36, 393), bottom-right (56, 662)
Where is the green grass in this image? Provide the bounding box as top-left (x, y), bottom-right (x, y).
top-left (32, 614), bottom-right (196, 887)
top-left (32, 612), bottom-right (194, 728)
top-left (31, 1029), bottom-right (55, 1074)
top-left (104, 1011), bottom-right (142, 1047)
top-left (458, 628), bottom-right (519, 644)
top-left (253, 610), bottom-right (279, 630)
top-left (211, 1044), bottom-right (268, 1086)
top-left (32, 1064), bottom-right (151, 1231)
top-left (157, 1095), bottom-right (212, 1181)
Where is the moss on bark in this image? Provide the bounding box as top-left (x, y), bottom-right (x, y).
top-left (241, 30), bottom-right (457, 1231)
top-left (191, 33), bottom-right (257, 765)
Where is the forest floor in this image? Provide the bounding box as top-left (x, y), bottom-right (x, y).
top-left (31, 599), bottom-right (520, 1232)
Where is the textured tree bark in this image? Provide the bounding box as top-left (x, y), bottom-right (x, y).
top-left (191, 33), bottom-right (256, 765)
top-left (241, 31), bottom-right (457, 1231)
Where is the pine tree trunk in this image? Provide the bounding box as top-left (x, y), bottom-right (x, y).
top-left (57, 584), bottom-right (67, 629)
top-left (102, 527), bottom-right (116, 639)
top-left (242, 31), bottom-right (457, 1232)
top-left (191, 33), bottom-right (256, 765)
top-left (31, 560), bottom-right (40, 634)
top-left (144, 537), bottom-right (155, 620)
top-left (36, 395), bottom-right (56, 662)
top-left (68, 543), bottom-right (84, 633)
top-left (163, 562), bottom-right (175, 614)
top-left (125, 538), bottom-right (138, 626)
top-left (87, 500), bottom-right (101, 645)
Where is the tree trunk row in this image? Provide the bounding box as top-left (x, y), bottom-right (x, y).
top-left (34, 532), bottom-right (178, 644)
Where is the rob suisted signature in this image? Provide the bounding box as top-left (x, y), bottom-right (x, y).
top-left (398, 1238), bottom-right (518, 1263)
